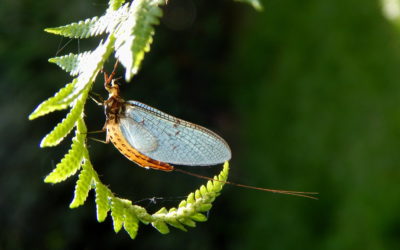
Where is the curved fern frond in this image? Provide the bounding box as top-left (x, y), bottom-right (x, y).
top-left (44, 4), bottom-right (130, 39)
top-left (109, 0), bottom-right (127, 10)
top-left (80, 162), bottom-right (229, 238)
top-left (49, 52), bottom-right (91, 76)
top-left (31, 0), bottom-right (253, 240)
top-left (40, 89), bottom-right (88, 147)
top-left (114, 0), bottom-right (164, 80)
top-left (69, 161), bottom-right (93, 208)
top-left (44, 128), bottom-right (85, 183)
top-left (123, 206), bottom-right (140, 239)
top-left (29, 80), bottom-right (77, 120)
top-left (140, 162), bottom-right (229, 236)
top-left (45, 16), bottom-right (101, 38)
top-left (72, 36), bottom-right (116, 94)
top-left (95, 182), bottom-right (112, 222)
top-left (43, 0), bottom-right (164, 82)
top-left (111, 197), bottom-right (126, 232)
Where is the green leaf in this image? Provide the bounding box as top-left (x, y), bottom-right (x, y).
top-left (109, 0), bottom-right (127, 10)
top-left (200, 185), bottom-right (208, 197)
top-left (44, 4), bottom-right (129, 39)
top-left (95, 183), bottom-right (112, 222)
top-left (186, 192), bottom-right (195, 203)
top-left (148, 163), bottom-right (229, 232)
top-left (151, 221), bottom-right (170, 234)
top-left (72, 35), bottom-right (116, 94)
top-left (234, 0), bottom-right (264, 11)
top-left (206, 180), bottom-right (214, 192)
top-left (195, 190), bottom-right (202, 199)
top-left (123, 208), bottom-right (139, 239)
top-left (40, 89), bottom-right (88, 147)
top-left (29, 80), bottom-right (77, 120)
top-left (132, 205), bottom-right (152, 224)
top-left (111, 197), bottom-right (125, 232)
top-left (178, 200), bottom-right (187, 208)
top-left (197, 203), bottom-right (213, 212)
top-left (114, 0), bottom-right (165, 80)
top-left (165, 219), bottom-right (187, 232)
top-left (45, 16), bottom-right (100, 38)
top-left (49, 52), bottom-right (91, 76)
top-left (76, 117), bottom-right (88, 134)
top-left (44, 131), bottom-right (85, 183)
top-left (154, 207), bottom-right (168, 215)
top-left (190, 213), bottom-right (208, 222)
top-left (70, 160), bottom-right (93, 208)
top-left (178, 218), bottom-right (196, 228)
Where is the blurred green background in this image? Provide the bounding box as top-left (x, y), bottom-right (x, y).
top-left (1, 0), bottom-right (400, 249)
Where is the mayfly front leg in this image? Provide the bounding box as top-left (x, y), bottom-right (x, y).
top-left (103, 60), bottom-right (119, 90)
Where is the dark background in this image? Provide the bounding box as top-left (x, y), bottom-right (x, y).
top-left (1, 0), bottom-right (400, 249)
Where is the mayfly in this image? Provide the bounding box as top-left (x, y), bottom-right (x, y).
top-left (94, 62), bottom-right (317, 199)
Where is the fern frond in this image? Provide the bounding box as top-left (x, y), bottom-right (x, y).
top-left (131, 205), bottom-right (152, 225)
top-left (69, 160), bottom-right (93, 208)
top-left (30, 37), bottom-right (114, 122)
top-left (147, 162), bottom-right (229, 233)
top-left (45, 4), bottom-right (130, 39)
top-left (111, 197), bottom-right (126, 232)
top-left (86, 162), bottom-right (230, 239)
top-left (95, 182), bottom-right (112, 222)
top-left (44, 130), bottom-right (85, 183)
top-left (123, 207), bottom-right (139, 239)
top-left (29, 80), bottom-right (77, 120)
top-left (159, 211), bottom-right (187, 232)
top-left (190, 212), bottom-right (208, 222)
top-left (114, 0), bottom-right (164, 80)
top-left (34, 0), bottom-right (239, 240)
top-left (109, 0), bottom-right (127, 10)
top-left (40, 89), bottom-right (88, 147)
top-left (72, 35), bottom-right (116, 94)
top-left (45, 16), bottom-right (100, 38)
top-left (49, 52), bottom-right (91, 76)
top-left (49, 38), bottom-right (113, 78)
top-left (151, 220), bottom-right (170, 234)
top-left (234, 0), bottom-right (264, 11)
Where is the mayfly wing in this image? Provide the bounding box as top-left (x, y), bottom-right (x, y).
top-left (119, 100), bottom-right (231, 166)
top-left (119, 117), bottom-right (159, 153)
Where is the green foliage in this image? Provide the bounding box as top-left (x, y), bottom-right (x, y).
top-left (381, 0), bottom-right (400, 28)
top-left (69, 161), bottom-right (93, 208)
top-left (44, 128), bottom-right (85, 183)
top-left (29, 0), bottom-right (254, 239)
top-left (95, 183), bottom-right (112, 222)
top-left (40, 89), bottom-right (89, 147)
top-left (28, 80), bottom-right (77, 120)
top-left (235, 0), bottom-right (263, 11)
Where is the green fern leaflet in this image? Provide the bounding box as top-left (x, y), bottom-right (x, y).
top-left (29, 0), bottom-right (258, 239)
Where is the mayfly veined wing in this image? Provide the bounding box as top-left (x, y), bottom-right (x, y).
top-left (120, 100), bottom-right (231, 166)
top-left (102, 63), bottom-right (231, 171)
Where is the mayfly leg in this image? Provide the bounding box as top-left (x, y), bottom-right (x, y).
top-left (103, 60), bottom-right (120, 89)
top-left (89, 92), bottom-right (105, 106)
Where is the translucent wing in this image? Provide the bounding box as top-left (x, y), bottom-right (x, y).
top-left (119, 100), bottom-right (231, 166)
top-left (119, 117), bottom-right (158, 153)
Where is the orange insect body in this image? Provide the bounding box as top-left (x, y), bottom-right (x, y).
top-left (102, 75), bottom-right (174, 171)
top-left (106, 119), bottom-right (174, 171)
